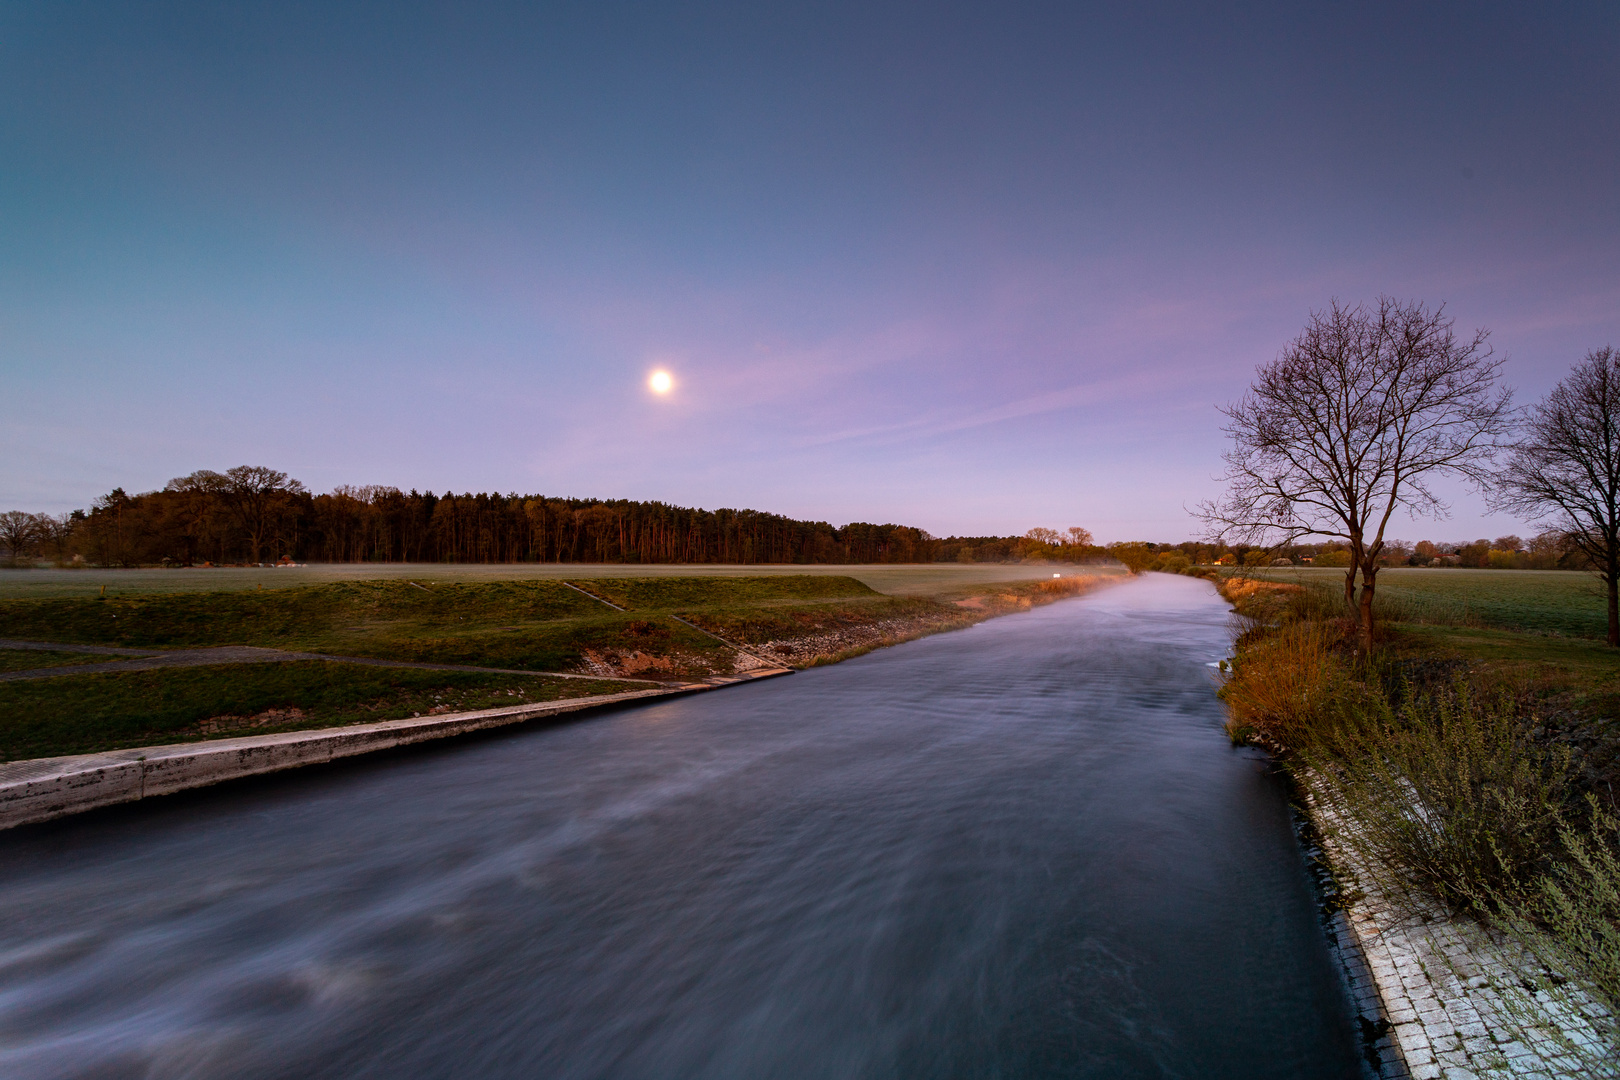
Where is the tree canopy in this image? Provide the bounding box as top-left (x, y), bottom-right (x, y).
top-left (1494, 347), bottom-right (1620, 645)
top-left (1200, 297), bottom-right (1512, 648)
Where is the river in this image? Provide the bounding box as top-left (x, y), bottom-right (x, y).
top-left (0, 573), bottom-right (1366, 1078)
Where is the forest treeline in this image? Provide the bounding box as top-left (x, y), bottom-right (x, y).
top-left (0, 466), bottom-right (1106, 567)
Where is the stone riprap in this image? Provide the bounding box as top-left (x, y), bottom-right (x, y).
top-left (1324, 839), bottom-right (1612, 1078)
top-left (0, 668), bottom-right (789, 831)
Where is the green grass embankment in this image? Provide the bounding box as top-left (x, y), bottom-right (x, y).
top-left (0, 662), bottom-right (641, 762)
top-left (0, 576), bottom-right (887, 675)
top-left (0, 649), bottom-right (120, 674)
top-left (0, 571), bottom-right (1122, 762)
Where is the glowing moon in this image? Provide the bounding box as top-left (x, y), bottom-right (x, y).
top-left (648, 369), bottom-right (674, 395)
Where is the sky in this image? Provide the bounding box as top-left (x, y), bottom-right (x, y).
top-left (2, 2), bottom-right (1617, 542)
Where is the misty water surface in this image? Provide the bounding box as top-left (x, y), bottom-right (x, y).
top-left (0, 573), bottom-right (1364, 1078)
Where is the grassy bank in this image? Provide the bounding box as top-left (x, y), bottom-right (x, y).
top-left (0, 569), bottom-right (1123, 762)
top-left (0, 662), bottom-right (642, 762)
top-left (1216, 571), bottom-right (1620, 1067)
top-left (0, 562), bottom-right (1089, 600)
top-left (0, 571), bottom-right (1123, 678)
top-left (0, 649), bottom-right (120, 673)
top-left (0, 576), bottom-right (880, 677)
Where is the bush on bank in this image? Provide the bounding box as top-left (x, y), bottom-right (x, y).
top-left (1215, 571), bottom-right (1620, 1050)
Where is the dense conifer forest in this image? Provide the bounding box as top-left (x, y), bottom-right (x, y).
top-left (0, 467), bottom-right (1103, 566)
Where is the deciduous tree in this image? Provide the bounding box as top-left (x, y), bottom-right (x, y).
top-left (1494, 347), bottom-right (1620, 645)
top-left (221, 466), bottom-right (306, 564)
top-left (1200, 298), bottom-right (1512, 650)
top-left (0, 511), bottom-right (40, 563)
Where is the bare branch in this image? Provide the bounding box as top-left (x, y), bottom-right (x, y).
top-left (1492, 347), bottom-right (1620, 644)
top-left (1199, 298), bottom-right (1512, 648)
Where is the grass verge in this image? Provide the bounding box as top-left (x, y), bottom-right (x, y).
top-left (0, 649), bottom-right (124, 673)
top-left (0, 662), bottom-right (643, 762)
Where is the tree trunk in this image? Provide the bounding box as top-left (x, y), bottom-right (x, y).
top-left (1607, 545), bottom-right (1619, 647)
top-left (1343, 568), bottom-right (1357, 621)
top-left (1358, 563), bottom-right (1379, 653)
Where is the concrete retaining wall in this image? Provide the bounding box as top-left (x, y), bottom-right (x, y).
top-left (0, 671), bottom-right (788, 831)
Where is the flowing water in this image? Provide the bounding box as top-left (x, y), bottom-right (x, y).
top-left (0, 573), bottom-right (1366, 1078)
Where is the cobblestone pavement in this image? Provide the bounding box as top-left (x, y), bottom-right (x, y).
top-left (1329, 853), bottom-right (1610, 1077)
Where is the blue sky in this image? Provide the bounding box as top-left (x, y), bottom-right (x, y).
top-left (3, 2), bottom-right (1617, 541)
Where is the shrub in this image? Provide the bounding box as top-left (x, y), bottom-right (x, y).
top-left (1500, 802), bottom-right (1620, 1028)
top-left (1301, 685), bottom-right (1575, 913)
top-left (1219, 619), bottom-right (1358, 750)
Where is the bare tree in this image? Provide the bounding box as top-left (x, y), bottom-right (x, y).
top-left (165, 469), bottom-right (230, 565)
top-left (0, 511), bottom-right (41, 564)
top-left (220, 466), bottom-right (306, 564)
top-left (1493, 347), bottom-right (1620, 645)
top-left (34, 513), bottom-right (76, 564)
top-left (1200, 298), bottom-right (1512, 650)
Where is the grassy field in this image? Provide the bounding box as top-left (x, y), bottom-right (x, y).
top-left (0, 576), bottom-right (914, 674)
top-left (0, 562), bottom-right (1083, 600)
top-left (1219, 566), bottom-right (1620, 776)
top-left (1252, 566), bottom-right (1610, 639)
top-left (0, 662), bottom-right (641, 761)
top-left (0, 649), bottom-right (125, 673)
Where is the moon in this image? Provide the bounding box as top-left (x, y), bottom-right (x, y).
top-left (648, 369), bottom-right (674, 395)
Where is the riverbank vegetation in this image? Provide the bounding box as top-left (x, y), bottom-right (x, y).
top-left (0, 573), bottom-right (1121, 676)
top-left (1217, 572), bottom-right (1620, 1066)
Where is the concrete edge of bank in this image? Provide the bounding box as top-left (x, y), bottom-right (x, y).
top-left (0, 667), bottom-right (792, 831)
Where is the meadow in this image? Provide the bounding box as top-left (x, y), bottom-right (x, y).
top-left (1252, 566), bottom-right (1609, 640)
top-left (0, 562), bottom-right (1072, 600)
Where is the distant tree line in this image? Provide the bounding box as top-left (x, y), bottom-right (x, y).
top-left (1099, 535), bottom-right (1592, 574)
top-left (0, 468), bottom-right (1106, 567)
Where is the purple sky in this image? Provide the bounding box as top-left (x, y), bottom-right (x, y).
top-left (3, 2), bottom-right (1617, 542)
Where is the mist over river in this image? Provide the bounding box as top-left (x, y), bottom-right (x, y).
top-left (0, 573), bottom-right (1364, 1078)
